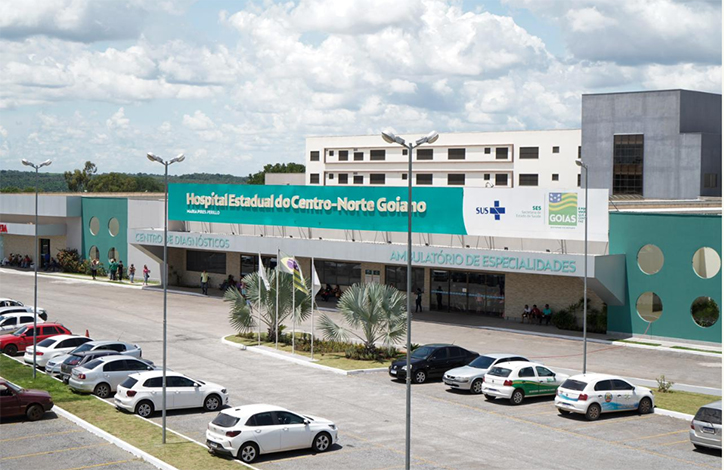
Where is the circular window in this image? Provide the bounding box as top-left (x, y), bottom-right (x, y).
top-left (108, 247), bottom-right (118, 261)
top-left (89, 217), bottom-right (100, 236)
top-left (637, 244), bottom-right (664, 275)
top-left (691, 297), bottom-right (720, 328)
top-left (692, 247), bottom-right (721, 279)
top-left (89, 246), bottom-right (99, 260)
top-left (108, 218), bottom-right (120, 237)
top-left (636, 292), bottom-right (663, 323)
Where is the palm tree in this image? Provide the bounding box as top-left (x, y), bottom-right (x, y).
top-left (319, 283), bottom-right (407, 351)
top-left (225, 269), bottom-right (311, 340)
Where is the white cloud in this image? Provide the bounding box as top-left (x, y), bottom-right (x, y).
top-left (106, 107), bottom-right (129, 130)
top-left (432, 79), bottom-right (453, 96)
top-left (565, 7), bottom-right (616, 32)
top-left (0, 125), bottom-right (9, 138)
top-left (389, 79), bottom-right (417, 94)
top-left (182, 111), bottom-right (215, 130)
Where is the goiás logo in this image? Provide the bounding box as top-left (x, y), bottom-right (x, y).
top-left (548, 192), bottom-right (577, 226)
top-left (604, 392), bottom-right (613, 403)
top-left (474, 201), bottom-right (506, 220)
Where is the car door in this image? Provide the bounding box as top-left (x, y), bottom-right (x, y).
top-left (0, 316), bottom-right (17, 332)
top-left (141, 377), bottom-right (167, 409)
top-left (427, 348), bottom-right (449, 376)
top-left (610, 379), bottom-right (637, 409)
top-left (19, 316), bottom-right (34, 328)
top-left (517, 366), bottom-right (538, 395)
top-left (20, 327), bottom-right (38, 349)
top-left (593, 379), bottom-right (618, 411)
top-left (102, 359), bottom-right (127, 389)
top-left (534, 366), bottom-right (559, 396)
top-left (276, 411), bottom-right (311, 451)
top-left (0, 383), bottom-right (20, 416)
top-left (247, 412), bottom-right (282, 453)
top-left (168, 376), bottom-right (203, 409)
top-left (448, 347), bottom-right (468, 368)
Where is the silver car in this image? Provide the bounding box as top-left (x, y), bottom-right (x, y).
top-left (690, 400), bottom-right (722, 451)
top-left (69, 355), bottom-right (156, 398)
top-left (46, 340), bottom-right (142, 376)
top-left (443, 353), bottom-right (529, 394)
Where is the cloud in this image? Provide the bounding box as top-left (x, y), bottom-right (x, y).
top-left (389, 79), bottom-right (417, 94)
top-left (182, 111), bottom-right (215, 130)
top-left (106, 107), bottom-right (129, 130)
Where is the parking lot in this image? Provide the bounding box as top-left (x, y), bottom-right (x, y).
top-left (1, 270), bottom-right (721, 469)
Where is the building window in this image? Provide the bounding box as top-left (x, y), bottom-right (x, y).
top-left (241, 254), bottom-right (276, 278)
top-left (370, 174), bottom-right (385, 184)
top-left (495, 173), bottom-right (508, 186)
top-left (578, 146), bottom-right (581, 159)
top-left (448, 148), bottom-right (466, 160)
top-left (354, 175), bottom-right (363, 184)
top-left (402, 173), bottom-right (408, 180)
top-left (329, 150), bottom-right (335, 156)
top-left (485, 148), bottom-right (491, 154)
top-left (310, 151), bottom-right (320, 162)
top-left (339, 150), bottom-right (349, 161)
top-left (338, 174), bottom-right (348, 184)
top-left (578, 174), bottom-right (581, 187)
top-left (310, 173), bottom-right (319, 184)
top-left (519, 147), bottom-right (539, 159)
top-left (484, 174), bottom-right (491, 181)
top-left (704, 173), bottom-right (719, 188)
top-left (385, 266), bottom-right (424, 293)
top-left (518, 174), bottom-right (539, 186)
top-left (354, 152), bottom-right (363, 161)
top-left (370, 149), bottom-right (386, 161)
top-left (496, 148), bottom-right (508, 160)
top-left (613, 134), bottom-right (644, 195)
top-left (417, 174), bottom-right (433, 185)
top-left (187, 250), bottom-right (226, 274)
top-left (315, 260), bottom-right (361, 288)
top-left (552, 146), bottom-right (559, 154)
top-left (448, 174), bottom-right (465, 185)
top-left (552, 174), bottom-right (559, 181)
top-left (416, 148), bottom-right (433, 160)
top-left (328, 173), bottom-right (334, 180)
top-left (402, 149), bottom-right (408, 156)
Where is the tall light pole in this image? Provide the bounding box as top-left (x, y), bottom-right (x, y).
top-left (380, 130), bottom-right (438, 470)
top-left (576, 159), bottom-right (588, 373)
top-left (21, 158), bottom-right (52, 379)
top-left (146, 152), bottom-right (184, 443)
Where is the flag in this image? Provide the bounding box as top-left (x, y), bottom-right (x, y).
top-left (312, 263), bottom-right (321, 296)
top-left (258, 254), bottom-right (271, 290)
top-left (279, 252), bottom-right (308, 294)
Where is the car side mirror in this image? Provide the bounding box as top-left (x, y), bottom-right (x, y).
top-left (303, 419), bottom-right (310, 425)
top-left (147, 366), bottom-right (154, 371)
top-left (194, 383), bottom-right (200, 388)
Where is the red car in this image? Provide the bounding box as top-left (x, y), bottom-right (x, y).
top-left (0, 323), bottom-right (71, 355)
top-left (0, 380), bottom-right (54, 421)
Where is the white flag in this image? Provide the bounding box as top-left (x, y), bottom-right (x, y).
top-left (258, 254), bottom-right (271, 290)
top-left (312, 263), bottom-right (321, 296)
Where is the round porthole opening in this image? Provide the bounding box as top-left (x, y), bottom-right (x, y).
top-left (691, 297), bottom-right (719, 328)
top-left (637, 244), bottom-right (664, 275)
top-left (636, 292), bottom-right (663, 323)
top-left (692, 247), bottom-right (721, 279)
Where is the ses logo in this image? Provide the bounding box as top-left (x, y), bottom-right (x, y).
top-left (548, 193), bottom-right (577, 226)
top-left (475, 201), bottom-right (506, 220)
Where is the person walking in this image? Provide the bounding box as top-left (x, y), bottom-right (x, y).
top-left (90, 259), bottom-right (98, 280)
top-left (201, 270), bottom-right (209, 295)
top-left (129, 264), bottom-right (136, 283)
top-left (109, 259), bottom-right (117, 281)
top-left (143, 265), bottom-right (150, 285)
top-left (415, 288), bottom-right (423, 312)
top-left (118, 260), bottom-right (124, 282)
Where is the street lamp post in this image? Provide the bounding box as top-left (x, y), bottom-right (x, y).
top-left (146, 152), bottom-right (185, 444)
top-left (20, 159), bottom-right (52, 379)
top-left (576, 160), bottom-right (588, 373)
top-left (380, 130), bottom-right (438, 470)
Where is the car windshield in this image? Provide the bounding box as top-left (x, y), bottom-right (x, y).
top-left (12, 326), bottom-right (28, 336)
top-left (38, 338), bottom-right (57, 347)
top-left (83, 359), bottom-right (103, 370)
top-left (5, 381), bottom-right (23, 393)
top-left (488, 367), bottom-right (512, 377)
top-left (468, 356), bottom-right (496, 369)
top-left (212, 413), bottom-right (240, 428)
top-left (73, 343), bottom-right (94, 354)
top-left (411, 346), bottom-right (436, 359)
top-left (561, 379), bottom-right (588, 391)
top-left (64, 355), bottom-right (82, 365)
top-left (695, 407), bottom-right (722, 425)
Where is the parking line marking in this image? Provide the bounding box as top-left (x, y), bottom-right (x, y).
top-left (59, 460), bottom-right (132, 470)
top-left (340, 431), bottom-right (456, 470)
top-left (516, 410), bottom-right (557, 417)
top-left (256, 446), bottom-right (365, 465)
top-left (618, 430), bottom-right (688, 442)
top-left (658, 440), bottom-right (691, 447)
top-left (0, 443), bottom-right (111, 461)
top-left (0, 429), bottom-right (82, 442)
top-left (576, 414), bottom-right (654, 428)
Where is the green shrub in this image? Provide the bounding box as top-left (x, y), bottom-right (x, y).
top-left (656, 375), bottom-right (675, 393)
top-left (56, 248), bottom-right (83, 273)
top-left (344, 344), bottom-right (400, 361)
top-left (552, 309), bottom-right (578, 330)
top-left (552, 298), bottom-right (607, 333)
top-left (80, 259), bottom-right (107, 277)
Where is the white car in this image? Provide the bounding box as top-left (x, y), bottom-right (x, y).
top-left (23, 335), bottom-right (93, 368)
top-left (68, 355), bottom-right (156, 398)
top-left (0, 298), bottom-right (24, 307)
top-left (206, 404), bottom-right (338, 464)
top-left (115, 371), bottom-right (228, 417)
top-left (0, 305), bottom-right (48, 322)
top-left (690, 400), bottom-right (722, 450)
top-left (46, 340), bottom-right (143, 376)
top-left (0, 312), bottom-right (46, 333)
top-left (555, 373), bottom-right (655, 421)
top-left (482, 362), bottom-right (569, 405)
top-left (443, 353), bottom-right (529, 394)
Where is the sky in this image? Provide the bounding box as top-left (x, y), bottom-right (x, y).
top-left (0, 0), bottom-right (721, 177)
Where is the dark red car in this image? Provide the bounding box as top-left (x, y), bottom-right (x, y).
top-left (0, 380), bottom-right (54, 421)
top-left (0, 323), bottom-right (71, 355)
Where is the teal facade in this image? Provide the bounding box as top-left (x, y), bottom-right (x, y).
top-left (82, 197), bottom-right (128, 266)
top-left (608, 213), bottom-right (722, 343)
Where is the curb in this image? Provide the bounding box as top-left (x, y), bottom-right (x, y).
top-left (221, 337), bottom-right (388, 376)
top-left (654, 407), bottom-right (695, 421)
top-left (53, 405), bottom-right (180, 470)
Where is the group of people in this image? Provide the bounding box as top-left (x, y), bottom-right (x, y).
top-left (522, 304), bottom-right (553, 325)
top-left (2, 253), bottom-right (33, 268)
top-left (91, 258), bottom-right (141, 284)
top-left (318, 284), bottom-right (342, 302)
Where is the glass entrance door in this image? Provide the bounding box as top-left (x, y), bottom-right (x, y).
top-left (430, 269), bottom-right (505, 315)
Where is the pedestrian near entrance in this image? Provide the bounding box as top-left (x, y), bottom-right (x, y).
top-left (129, 264), bottom-right (136, 283)
top-left (201, 270), bottom-right (209, 295)
top-left (90, 259), bottom-right (98, 280)
top-left (436, 287), bottom-right (443, 310)
top-left (143, 265), bottom-right (150, 285)
top-left (109, 259), bottom-right (117, 281)
top-left (415, 288), bottom-right (423, 312)
top-left (522, 304), bottom-right (531, 323)
top-left (542, 304), bottom-right (552, 325)
top-left (118, 260), bottom-right (124, 281)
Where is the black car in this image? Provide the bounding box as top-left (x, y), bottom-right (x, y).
top-left (59, 350), bottom-right (120, 384)
top-left (389, 344), bottom-right (479, 384)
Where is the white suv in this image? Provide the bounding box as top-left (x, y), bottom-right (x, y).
top-left (555, 373), bottom-right (654, 421)
top-left (115, 371), bottom-right (228, 417)
top-left (68, 355), bottom-right (156, 398)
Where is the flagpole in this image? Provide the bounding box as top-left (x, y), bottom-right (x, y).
top-left (311, 257), bottom-right (315, 361)
top-left (275, 248), bottom-right (279, 350)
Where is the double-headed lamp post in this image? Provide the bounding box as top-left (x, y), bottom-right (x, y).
top-left (21, 158), bottom-right (52, 379)
top-left (576, 159), bottom-right (589, 373)
top-left (146, 152), bottom-right (184, 444)
top-left (380, 130), bottom-right (438, 470)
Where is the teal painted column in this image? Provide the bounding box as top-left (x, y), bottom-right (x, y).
top-left (81, 197), bottom-right (129, 269)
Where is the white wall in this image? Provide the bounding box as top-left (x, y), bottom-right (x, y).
top-left (127, 198), bottom-right (165, 281)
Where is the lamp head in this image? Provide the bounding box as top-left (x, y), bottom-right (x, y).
top-left (381, 130), bottom-right (397, 144)
top-left (40, 159), bottom-right (52, 168)
top-left (170, 153), bottom-right (185, 164)
top-left (21, 159), bottom-right (33, 167)
top-left (147, 152), bottom-right (163, 163)
top-left (575, 160), bottom-right (585, 168)
top-left (425, 131), bottom-right (439, 144)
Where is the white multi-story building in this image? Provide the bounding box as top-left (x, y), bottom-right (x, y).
top-left (305, 129), bottom-right (582, 189)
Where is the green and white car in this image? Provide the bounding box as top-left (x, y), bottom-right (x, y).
top-left (482, 362), bottom-right (568, 405)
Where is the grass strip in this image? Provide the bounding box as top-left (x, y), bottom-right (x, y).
top-left (670, 346), bottom-right (721, 354)
top-left (611, 339), bottom-right (662, 347)
top-left (0, 354), bottom-right (247, 470)
top-left (654, 389), bottom-right (720, 416)
top-left (224, 334), bottom-right (395, 371)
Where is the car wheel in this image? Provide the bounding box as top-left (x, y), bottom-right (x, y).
top-left (414, 370), bottom-right (426, 384)
top-left (510, 389), bottom-right (524, 405)
top-left (238, 442), bottom-right (259, 463)
top-left (585, 403), bottom-right (601, 421)
top-left (638, 397), bottom-right (653, 414)
top-left (135, 400), bottom-right (154, 418)
top-left (25, 404), bottom-right (44, 421)
top-left (558, 409), bottom-right (570, 415)
top-left (484, 394), bottom-right (496, 401)
top-left (470, 379), bottom-right (483, 395)
top-left (93, 382), bottom-right (111, 399)
top-left (4, 344), bottom-right (18, 356)
top-left (204, 394), bottom-right (221, 412)
top-left (312, 432), bottom-right (332, 453)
